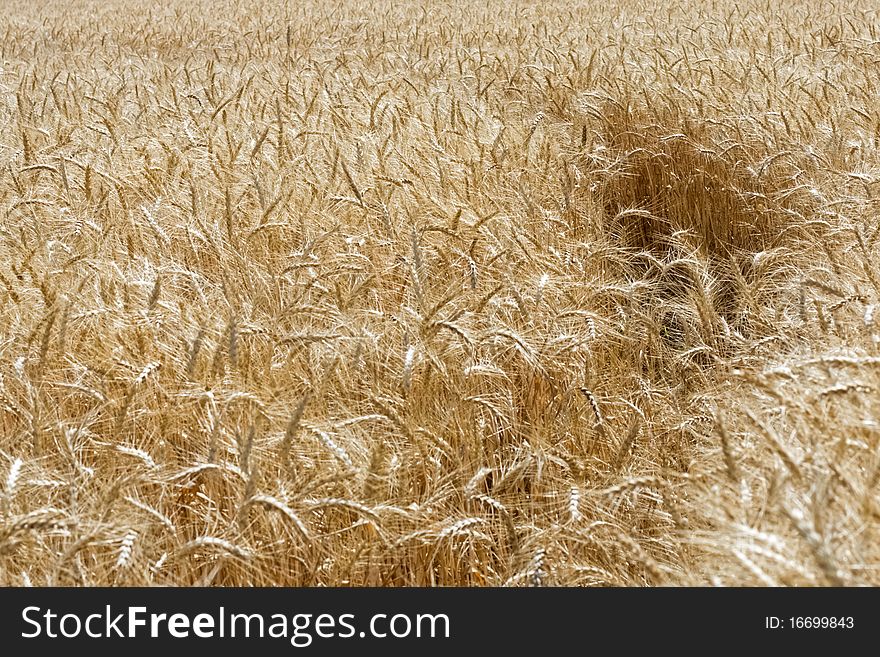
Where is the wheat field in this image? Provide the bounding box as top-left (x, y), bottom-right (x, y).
top-left (1, 0), bottom-right (879, 586)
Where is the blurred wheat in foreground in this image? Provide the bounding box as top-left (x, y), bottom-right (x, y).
top-left (1, 0), bottom-right (879, 586)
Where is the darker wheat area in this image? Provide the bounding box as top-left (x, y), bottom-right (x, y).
top-left (0, 0), bottom-right (879, 586)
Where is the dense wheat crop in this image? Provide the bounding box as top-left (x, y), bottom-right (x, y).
top-left (1, 0), bottom-right (880, 586)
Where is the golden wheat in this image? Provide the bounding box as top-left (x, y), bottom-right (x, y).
top-left (0, 0), bottom-right (879, 586)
